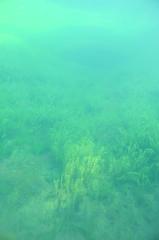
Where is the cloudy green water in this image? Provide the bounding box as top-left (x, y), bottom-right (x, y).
top-left (0, 0), bottom-right (159, 239)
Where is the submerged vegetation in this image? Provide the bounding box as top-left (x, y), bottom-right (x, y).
top-left (0, 0), bottom-right (159, 239)
top-left (0, 64), bottom-right (159, 240)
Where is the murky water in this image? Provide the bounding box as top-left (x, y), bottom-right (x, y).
top-left (0, 1), bottom-right (159, 239)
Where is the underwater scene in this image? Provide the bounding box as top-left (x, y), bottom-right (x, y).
top-left (0, 0), bottom-right (159, 239)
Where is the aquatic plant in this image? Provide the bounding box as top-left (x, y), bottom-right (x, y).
top-left (53, 138), bottom-right (103, 210)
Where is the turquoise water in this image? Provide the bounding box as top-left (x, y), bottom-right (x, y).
top-left (0, 1), bottom-right (159, 239)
